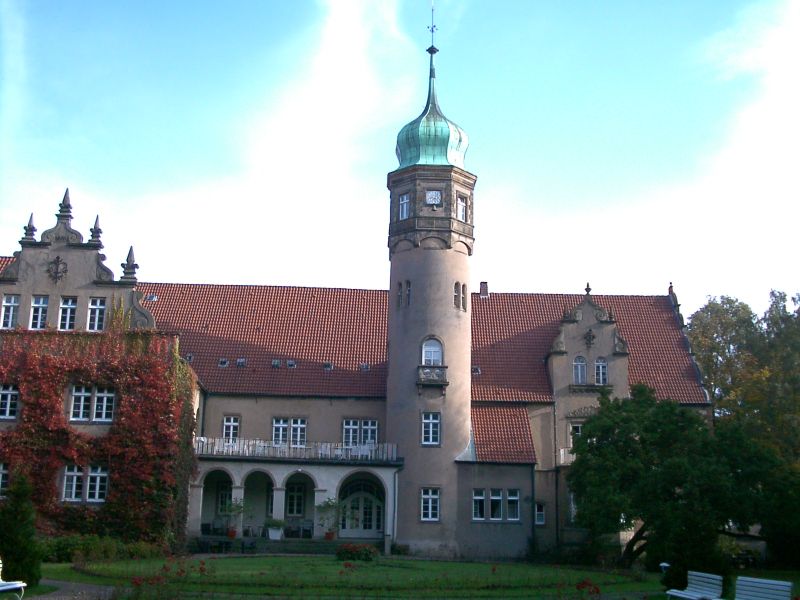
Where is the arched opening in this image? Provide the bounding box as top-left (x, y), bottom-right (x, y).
top-left (242, 471), bottom-right (274, 537)
top-left (200, 469), bottom-right (233, 535)
top-left (284, 472), bottom-right (315, 538)
top-left (421, 338), bottom-right (443, 366)
top-left (337, 472), bottom-right (385, 539)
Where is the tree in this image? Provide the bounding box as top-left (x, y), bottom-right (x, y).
top-left (689, 292), bottom-right (800, 565)
top-left (567, 385), bottom-right (734, 578)
top-left (0, 472), bottom-right (41, 586)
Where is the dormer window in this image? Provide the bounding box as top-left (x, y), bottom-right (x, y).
top-left (573, 356), bottom-right (587, 385)
top-left (422, 338), bottom-right (443, 366)
top-left (595, 357), bottom-right (608, 385)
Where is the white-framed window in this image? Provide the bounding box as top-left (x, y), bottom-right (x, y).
top-left (421, 338), bottom-right (443, 366)
top-left (472, 489), bottom-right (485, 520)
top-left (399, 193), bottom-right (410, 220)
top-left (1, 294), bottom-right (20, 329)
top-left (420, 487), bottom-right (440, 521)
top-left (70, 385), bottom-right (92, 421)
top-left (0, 384), bottom-right (19, 419)
top-left (59, 296), bottom-right (77, 330)
top-left (595, 357), bottom-right (608, 385)
top-left (362, 419), bottom-right (378, 444)
top-left (290, 417), bottom-right (307, 447)
top-left (87, 297), bottom-right (106, 332)
top-left (223, 416), bottom-right (239, 442)
top-left (30, 295), bottom-right (49, 330)
top-left (343, 418), bottom-right (378, 446)
top-left (0, 462), bottom-right (8, 498)
top-left (93, 387), bottom-right (115, 422)
top-left (490, 489), bottom-right (503, 520)
top-left (272, 417), bottom-right (289, 445)
top-left (535, 502), bottom-right (545, 525)
top-left (286, 483), bottom-right (304, 516)
top-left (573, 356), bottom-right (587, 384)
top-left (457, 196), bottom-right (467, 221)
top-left (507, 489), bottom-right (520, 521)
top-left (343, 419), bottom-right (359, 447)
top-left (421, 412), bottom-right (441, 445)
top-left (570, 423), bottom-right (583, 447)
top-left (87, 465), bottom-right (108, 502)
top-left (454, 282), bottom-right (460, 308)
top-left (63, 465), bottom-right (83, 501)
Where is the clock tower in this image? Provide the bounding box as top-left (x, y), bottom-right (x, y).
top-left (385, 41), bottom-right (477, 555)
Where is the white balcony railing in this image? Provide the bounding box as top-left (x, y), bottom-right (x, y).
top-left (194, 437), bottom-right (399, 463)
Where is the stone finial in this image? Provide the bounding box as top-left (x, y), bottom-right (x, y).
top-left (89, 215), bottom-right (103, 246)
top-left (22, 214), bottom-right (37, 241)
top-left (585, 282), bottom-right (592, 295)
top-left (120, 246), bottom-right (139, 281)
top-left (58, 188), bottom-right (73, 222)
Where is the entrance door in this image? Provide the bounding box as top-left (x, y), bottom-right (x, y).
top-left (340, 488), bottom-right (384, 538)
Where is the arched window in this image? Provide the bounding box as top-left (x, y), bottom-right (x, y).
top-left (461, 284), bottom-right (467, 311)
top-left (421, 338), bottom-right (443, 366)
top-left (595, 357), bottom-right (608, 385)
top-left (573, 356), bottom-right (587, 385)
top-left (454, 282), bottom-right (460, 308)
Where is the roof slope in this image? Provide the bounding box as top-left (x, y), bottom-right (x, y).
top-left (472, 404), bottom-right (536, 463)
top-left (138, 282), bottom-right (705, 405)
top-left (471, 293), bottom-right (706, 404)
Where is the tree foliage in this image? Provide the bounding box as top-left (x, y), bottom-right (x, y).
top-left (0, 472), bottom-right (41, 586)
top-left (568, 385), bottom-right (740, 578)
top-left (688, 291), bottom-right (800, 565)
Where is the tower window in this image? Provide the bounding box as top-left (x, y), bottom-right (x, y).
top-left (573, 356), bottom-right (587, 385)
top-left (421, 412), bottom-right (441, 445)
top-left (457, 196), bottom-right (467, 221)
top-left (421, 338), bottom-right (443, 366)
top-left (595, 357), bottom-right (608, 385)
top-left (420, 487), bottom-right (440, 521)
top-left (461, 284), bottom-right (467, 311)
top-left (453, 282), bottom-right (460, 308)
top-left (397, 282), bottom-right (403, 308)
top-left (406, 281), bottom-right (411, 306)
top-left (399, 193), bottom-right (410, 220)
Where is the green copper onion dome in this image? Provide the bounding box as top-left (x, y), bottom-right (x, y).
top-left (395, 46), bottom-right (469, 170)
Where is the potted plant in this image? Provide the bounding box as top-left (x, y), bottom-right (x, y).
top-left (221, 498), bottom-right (247, 538)
top-left (316, 497), bottom-right (342, 540)
top-left (264, 517), bottom-right (286, 540)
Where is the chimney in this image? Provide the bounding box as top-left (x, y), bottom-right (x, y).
top-left (479, 281), bottom-right (489, 298)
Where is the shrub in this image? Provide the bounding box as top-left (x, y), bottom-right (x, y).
top-left (0, 473), bottom-right (42, 585)
top-left (336, 543), bottom-right (379, 562)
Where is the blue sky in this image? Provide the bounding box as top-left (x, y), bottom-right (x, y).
top-left (1, 0), bottom-right (798, 318)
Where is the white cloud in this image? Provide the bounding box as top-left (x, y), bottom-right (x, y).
top-left (474, 0), bottom-right (800, 318)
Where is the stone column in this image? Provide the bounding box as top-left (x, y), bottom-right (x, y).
top-left (231, 484), bottom-right (244, 538)
top-left (272, 487), bottom-right (286, 520)
top-left (187, 483), bottom-right (204, 536)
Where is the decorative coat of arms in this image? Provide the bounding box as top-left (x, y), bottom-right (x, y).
top-left (47, 255), bottom-right (68, 282)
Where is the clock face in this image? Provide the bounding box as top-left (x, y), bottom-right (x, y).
top-left (425, 190), bottom-right (442, 205)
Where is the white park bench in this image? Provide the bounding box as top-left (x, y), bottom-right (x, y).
top-left (0, 558), bottom-right (26, 600)
top-left (666, 570), bottom-right (723, 600)
top-left (733, 576), bottom-right (793, 600)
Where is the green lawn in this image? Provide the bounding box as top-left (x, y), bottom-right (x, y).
top-left (35, 557), bottom-right (800, 599)
top-left (40, 556), bottom-right (665, 598)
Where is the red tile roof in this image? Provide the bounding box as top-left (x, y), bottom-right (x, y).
top-left (0, 256), bottom-right (11, 274)
top-left (138, 283), bottom-right (705, 405)
top-left (471, 293), bottom-right (707, 404)
top-left (472, 404), bottom-right (536, 463)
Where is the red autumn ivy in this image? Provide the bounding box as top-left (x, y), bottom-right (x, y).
top-left (0, 326), bottom-right (196, 547)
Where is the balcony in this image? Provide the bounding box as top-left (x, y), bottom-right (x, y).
top-left (558, 447), bottom-right (576, 466)
top-left (194, 438), bottom-right (401, 464)
top-left (417, 365), bottom-right (448, 387)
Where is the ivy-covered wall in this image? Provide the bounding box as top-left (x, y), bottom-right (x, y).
top-left (0, 327), bottom-right (196, 548)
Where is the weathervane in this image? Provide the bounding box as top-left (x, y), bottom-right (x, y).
top-left (427, 0), bottom-right (438, 54)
